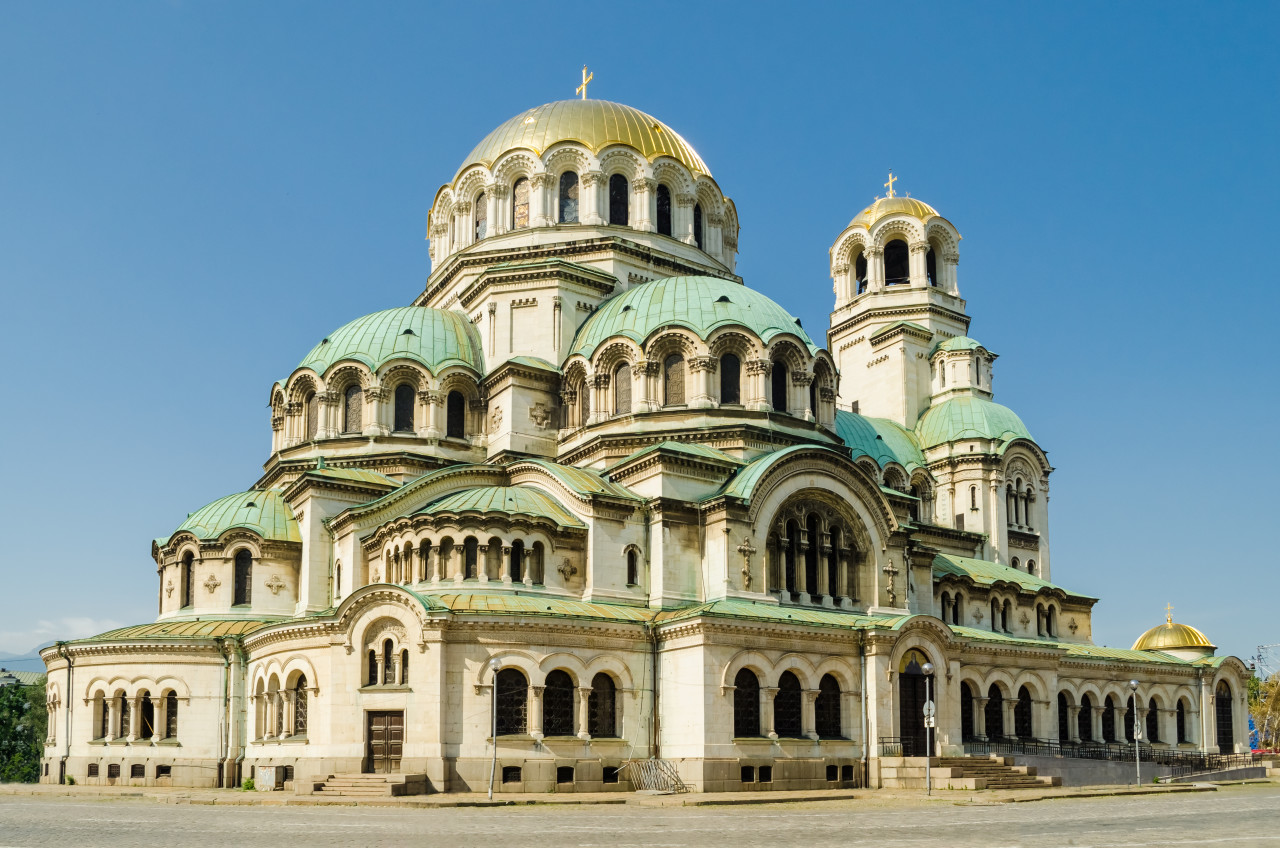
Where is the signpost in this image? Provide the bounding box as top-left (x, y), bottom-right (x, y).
top-left (923, 662), bottom-right (935, 796)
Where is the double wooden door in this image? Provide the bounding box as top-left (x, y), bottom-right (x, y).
top-left (366, 711), bottom-right (403, 774)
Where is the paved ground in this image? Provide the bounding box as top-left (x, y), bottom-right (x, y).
top-left (0, 784), bottom-right (1277, 847)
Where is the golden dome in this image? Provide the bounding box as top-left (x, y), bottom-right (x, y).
top-left (849, 196), bottom-right (939, 229)
top-left (1131, 616), bottom-right (1216, 652)
top-left (457, 99), bottom-right (710, 179)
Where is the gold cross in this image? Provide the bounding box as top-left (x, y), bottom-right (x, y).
top-left (576, 65), bottom-right (593, 100)
top-left (884, 171), bottom-right (898, 198)
top-left (1166, 603), bottom-right (1174, 624)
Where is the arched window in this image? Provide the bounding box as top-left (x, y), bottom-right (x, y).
top-left (783, 519), bottom-right (799, 594)
top-left (960, 682), bottom-right (975, 741)
top-left (1176, 699), bottom-right (1188, 744)
top-left (827, 527), bottom-right (841, 601)
top-left (614, 363), bottom-right (631, 415)
top-left (656, 184), bottom-right (672, 236)
top-left (720, 353), bottom-right (741, 404)
top-left (118, 693), bottom-right (130, 739)
top-left (990, 599), bottom-right (1000, 632)
top-left (1001, 600), bottom-right (1011, 632)
top-left (474, 191), bottom-right (487, 240)
top-left (883, 239), bottom-right (909, 285)
top-left (1102, 695), bottom-right (1116, 742)
top-left (1216, 681), bottom-right (1234, 753)
top-left (382, 639), bottom-right (394, 685)
top-left (495, 668), bottom-right (528, 736)
top-left (233, 549), bottom-right (252, 606)
top-left (139, 692), bottom-right (155, 739)
top-left (543, 670), bottom-right (575, 737)
top-left (400, 650), bottom-right (409, 685)
top-left (1046, 605), bottom-right (1056, 637)
top-left (181, 551), bottom-right (194, 609)
top-left (1015, 686), bottom-right (1033, 739)
top-left (342, 384), bottom-right (362, 434)
top-left (608, 174), bottom-right (629, 225)
top-left (970, 486), bottom-right (978, 510)
top-left (446, 390), bottom-right (465, 439)
top-left (733, 668), bottom-right (760, 737)
top-left (530, 541), bottom-right (545, 585)
top-left (1147, 697), bottom-right (1159, 743)
top-left (165, 691), bottom-right (178, 739)
top-left (511, 177), bottom-right (530, 229)
top-left (1058, 693), bottom-right (1070, 742)
top-left (96, 693), bottom-right (108, 739)
top-left (693, 203), bottom-right (704, 249)
top-left (1028, 559), bottom-right (1037, 577)
top-left (588, 673), bottom-right (617, 737)
top-left (1011, 557), bottom-right (1020, 572)
top-left (663, 354), bottom-right (684, 406)
top-left (952, 592), bottom-right (962, 625)
top-left (463, 537), bottom-right (478, 579)
top-left (1124, 696), bottom-right (1135, 742)
top-left (626, 549), bottom-right (638, 586)
top-left (393, 384), bottom-right (415, 432)
top-left (335, 562), bottom-right (342, 601)
top-left (304, 391), bottom-right (319, 440)
top-left (774, 671), bottom-right (803, 738)
top-left (926, 247), bottom-right (937, 286)
top-left (804, 514), bottom-right (820, 600)
top-left (1079, 694), bottom-right (1094, 742)
top-left (985, 685), bottom-right (1004, 739)
top-left (367, 650), bottom-right (378, 687)
top-left (509, 540), bottom-right (524, 582)
top-left (771, 361), bottom-right (788, 413)
top-left (815, 674), bottom-right (842, 738)
top-left (579, 379), bottom-right (590, 424)
top-left (855, 252), bottom-right (868, 294)
top-left (293, 675), bottom-right (308, 735)
top-left (558, 172), bottom-right (579, 223)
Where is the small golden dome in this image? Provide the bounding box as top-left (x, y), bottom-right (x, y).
top-left (1132, 615), bottom-right (1215, 652)
top-left (849, 196), bottom-right (939, 229)
top-left (457, 99), bottom-right (710, 179)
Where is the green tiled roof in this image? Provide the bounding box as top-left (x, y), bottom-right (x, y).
top-left (419, 486), bottom-right (585, 528)
top-left (306, 467), bottom-right (399, 487)
top-left (656, 598), bottom-right (911, 630)
top-left (916, 396), bottom-right (1033, 450)
top-left (933, 335), bottom-right (984, 354)
top-left (870, 320), bottom-right (931, 342)
top-left (933, 554), bottom-right (1091, 598)
top-left (72, 619), bottom-right (276, 643)
top-left (515, 459), bottom-right (643, 501)
top-left (170, 490), bottom-right (301, 544)
top-left (712, 445), bottom-right (849, 502)
top-left (492, 354), bottom-right (561, 373)
top-left (834, 410), bottom-right (925, 472)
top-left (435, 592), bottom-right (653, 622)
top-left (570, 276), bottom-right (818, 359)
top-left (297, 307), bottom-right (484, 377)
top-left (947, 625), bottom-right (1190, 665)
top-left (608, 440), bottom-right (742, 472)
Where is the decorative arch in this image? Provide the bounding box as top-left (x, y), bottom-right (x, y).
top-left (720, 649), bottom-right (774, 692)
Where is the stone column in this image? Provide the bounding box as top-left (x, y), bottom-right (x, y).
top-left (104, 699), bottom-right (116, 742)
top-left (633, 178), bottom-right (656, 231)
top-left (280, 690), bottom-right (294, 739)
top-left (803, 690), bottom-right (819, 740)
top-left (761, 687), bottom-right (778, 739)
top-left (943, 251), bottom-right (959, 294)
top-left (1091, 706), bottom-right (1105, 743)
top-left (972, 697), bottom-right (988, 740)
top-left (909, 241), bottom-right (930, 287)
top-left (530, 174), bottom-right (554, 227)
top-left (1067, 704), bottom-right (1082, 743)
top-left (477, 544), bottom-right (490, 584)
top-left (576, 687), bottom-right (592, 741)
top-left (688, 356), bottom-right (716, 408)
top-left (796, 533), bottom-right (810, 603)
top-left (817, 537), bottom-right (831, 598)
top-left (501, 545), bottom-right (513, 586)
top-left (638, 359), bottom-right (661, 412)
top-left (675, 193), bottom-right (696, 244)
top-left (793, 371), bottom-right (814, 421)
top-left (582, 171), bottom-right (605, 225)
top-left (866, 247), bottom-right (884, 292)
top-left (745, 359), bottom-right (772, 411)
top-left (529, 686), bottom-right (545, 739)
top-left (363, 386), bottom-right (388, 436)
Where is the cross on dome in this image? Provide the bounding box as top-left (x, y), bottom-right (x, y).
top-left (1166, 602), bottom-right (1174, 624)
top-left (884, 170), bottom-right (898, 198)
top-left (576, 65), bottom-right (593, 99)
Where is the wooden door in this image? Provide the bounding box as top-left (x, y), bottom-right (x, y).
top-left (366, 711), bottom-right (403, 774)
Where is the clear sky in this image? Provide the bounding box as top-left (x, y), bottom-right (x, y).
top-left (1, 2), bottom-right (1276, 667)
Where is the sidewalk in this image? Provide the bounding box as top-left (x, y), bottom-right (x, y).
top-left (0, 780), bottom-right (1254, 808)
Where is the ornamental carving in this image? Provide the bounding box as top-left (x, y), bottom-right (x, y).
top-left (489, 406), bottom-right (503, 431)
top-left (529, 402), bottom-right (552, 429)
top-left (204, 574), bottom-right (221, 594)
top-left (266, 575), bottom-right (286, 596)
top-left (736, 538), bottom-right (757, 591)
top-left (558, 559), bottom-right (578, 581)
top-left (165, 580), bottom-right (174, 598)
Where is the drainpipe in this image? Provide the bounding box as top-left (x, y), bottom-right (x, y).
top-left (56, 642), bottom-right (72, 784)
top-left (323, 518), bottom-right (336, 607)
top-left (859, 629), bottom-right (869, 788)
top-left (215, 637), bottom-right (230, 787)
top-left (1197, 667), bottom-right (1208, 753)
top-left (232, 636), bottom-right (248, 787)
top-left (645, 621), bottom-right (659, 759)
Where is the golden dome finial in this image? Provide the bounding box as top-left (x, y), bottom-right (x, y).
top-left (884, 170), bottom-right (898, 198)
top-left (1166, 602), bottom-right (1174, 625)
top-left (576, 65), bottom-right (594, 100)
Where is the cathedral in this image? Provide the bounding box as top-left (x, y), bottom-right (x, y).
top-left (40, 91), bottom-right (1250, 793)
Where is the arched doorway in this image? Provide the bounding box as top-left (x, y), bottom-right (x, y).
top-left (898, 649), bottom-right (932, 757)
top-left (1014, 686), bottom-right (1033, 739)
top-left (1216, 682), bottom-right (1234, 753)
top-left (1057, 693), bottom-right (1070, 742)
top-left (985, 685), bottom-right (1005, 740)
top-left (960, 682), bottom-right (975, 742)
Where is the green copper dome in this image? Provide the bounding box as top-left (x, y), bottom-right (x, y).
top-left (834, 410), bottom-right (925, 471)
top-left (171, 490), bottom-right (300, 544)
top-left (570, 276), bottom-right (817, 359)
top-left (915, 396), bottom-right (1033, 450)
top-left (298, 307), bottom-right (484, 377)
top-left (418, 486), bottom-right (584, 529)
top-left (933, 335), bottom-right (985, 354)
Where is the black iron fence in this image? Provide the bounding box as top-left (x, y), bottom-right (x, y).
top-left (878, 736), bottom-right (915, 757)
top-left (962, 737), bottom-right (1255, 779)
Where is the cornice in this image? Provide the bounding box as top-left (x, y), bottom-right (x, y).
top-left (829, 301), bottom-right (971, 340)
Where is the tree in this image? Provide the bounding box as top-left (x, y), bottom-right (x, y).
top-left (1249, 673), bottom-right (1280, 751)
top-left (0, 679), bottom-right (47, 783)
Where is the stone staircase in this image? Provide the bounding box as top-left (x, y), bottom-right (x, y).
top-left (311, 773), bottom-right (429, 797)
top-left (877, 755), bottom-right (1060, 790)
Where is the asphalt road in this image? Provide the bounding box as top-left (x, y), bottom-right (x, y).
top-left (0, 786), bottom-right (1277, 848)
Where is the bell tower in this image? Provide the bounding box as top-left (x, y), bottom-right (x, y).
top-left (826, 182), bottom-right (969, 428)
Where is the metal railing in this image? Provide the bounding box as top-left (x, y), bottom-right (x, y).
top-left (878, 736), bottom-right (916, 757)
top-left (618, 758), bottom-right (690, 793)
top-left (962, 737), bottom-right (1255, 778)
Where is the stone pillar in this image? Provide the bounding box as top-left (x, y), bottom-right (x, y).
top-left (530, 174), bottom-right (554, 227)
top-left (529, 686), bottom-right (545, 739)
top-left (280, 690), bottom-right (294, 739)
top-left (576, 687), bottom-right (592, 741)
top-left (501, 545), bottom-right (513, 586)
top-left (104, 699), bottom-right (116, 743)
top-left (745, 359), bottom-right (772, 411)
top-left (638, 359), bottom-right (661, 412)
top-left (361, 386), bottom-right (388, 436)
top-left (866, 247), bottom-right (884, 292)
top-left (909, 241), bottom-right (930, 287)
top-left (817, 537), bottom-right (831, 597)
top-left (972, 697), bottom-right (988, 740)
top-left (420, 390), bottom-right (442, 440)
top-left (762, 687), bottom-right (778, 739)
top-left (803, 690), bottom-right (819, 740)
top-left (1091, 706), bottom-right (1105, 743)
top-left (944, 251), bottom-right (959, 294)
top-left (675, 193), bottom-right (696, 244)
top-left (582, 171), bottom-right (605, 225)
top-left (688, 356), bottom-right (716, 408)
top-left (477, 545), bottom-right (490, 584)
top-left (633, 178), bottom-right (656, 231)
top-left (793, 371), bottom-right (814, 421)
top-left (1067, 705), bottom-right (1082, 742)
top-left (796, 533), bottom-right (810, 603)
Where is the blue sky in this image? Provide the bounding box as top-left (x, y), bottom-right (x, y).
top-left (1, 2), bottom-right (1275, 666)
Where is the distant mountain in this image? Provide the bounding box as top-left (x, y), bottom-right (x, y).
top-left (0, 652), bottom-right (45, 668)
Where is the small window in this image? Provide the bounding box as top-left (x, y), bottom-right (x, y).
top-left (181, 552), bottom-right (194, 609)
top-left (626, 550), bottom-right (638, 586)
top-left (663, 354), bottom-right (685, 406)
top-left (826, 764), bottom-right (839, 782)
top-left (156, 765), bottom-right (171, 778)
top-left (283, 765), bottom-right (295, 782)
top-left (502, 766), bottom-right (522, 783)
top-left (400, 650), bottom-right (409, 686)
top-left (614, 363), bottom-right (631, 415)
top-left (609, 174), bottom-right (629, 226)
top-left (367, 650), bottom-right (378, 687)
top-left (304, 391), bottom-right (319, 440)
top-left (559, 172), bottom-right (580, 223)
top-left (512, 177), bottom-right (530, 229)
top-left (656, 184), bottom-right (672, 236)
top-left (88, 763), bottom-right (99, 777)
top-left (758, 765), bottom-right (773, 783)
top-left (446, 391), bottom-right (466, 439)
top-left (293, 675), bottom-right (308, 735)
top-left (464, 537), bottom-right (479, 580)
top-left (720, 353), bottom-right (741, 404)
top-left (771, 362), bottom-right (788, 413)
top-left (740, 765), bottom-right (755, 783)
top-left (474, 191), bottom-right (487, 240)
top-left (107, 764), bottom-right (120, 779)
top-left (693, 203), bottom-right (704, 249)
top-left (128, 763), bottom-right (143, 778)
top-left (855, 253), bottom-right (868, 294)
top-left (556, 766), bottom-right (575, 784)
top-left (602, 766), bottom-right (619, 784)
top-left (841, 764), bottom-right (855, 782)
top-left (393, 384), bottom-right (415, 432)
top-left (884, 239), bottom-right (910, 285)
top-left (342, 384), bottom-right (362, 434)
top-left (233, 549), bottom-right (252, 606)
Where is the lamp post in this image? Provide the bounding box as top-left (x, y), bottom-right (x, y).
top-left (923, 662), bottom-right (935, 796)
top-left (488, 658), bottom-right (501, 800)
top-left (1129, 679), bottom-right (1141, 785)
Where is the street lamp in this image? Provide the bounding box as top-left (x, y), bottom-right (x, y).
top-left (488, 658), bottom-right (501, 800)
top-left (922, 662), bottom-right (935, 796)
top-left (1129, 679), bottom-right (1141, 785)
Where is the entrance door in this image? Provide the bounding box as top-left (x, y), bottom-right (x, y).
top-left (366, 711), bottom-right (403, 774)
top-left (898, 650), bottom-right (931, 757)
top-left (1215, 683), bottom-right (1234, 754)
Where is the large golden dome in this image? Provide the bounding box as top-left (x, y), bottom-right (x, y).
top-left (457, 99), bottom-right (710, 178)
top-left (849, 196), bottom-right (940, 229)
top-left (1132, 615), bottom-right (1215, 652)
